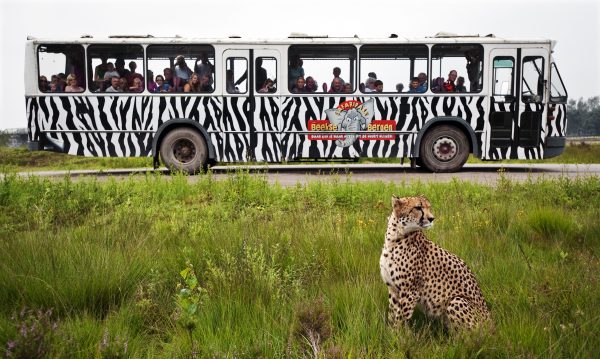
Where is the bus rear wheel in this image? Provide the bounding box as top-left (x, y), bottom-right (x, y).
top-left (160, 128), bottom-right (208, 174)
top-left (420, 125), bottom-right (469, 173)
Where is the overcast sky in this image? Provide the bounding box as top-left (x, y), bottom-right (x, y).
top-left (1, 0), bottom-right (598, 130)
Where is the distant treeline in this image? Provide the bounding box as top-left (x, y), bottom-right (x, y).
top-left (567, 96), bottom-right (600, 136)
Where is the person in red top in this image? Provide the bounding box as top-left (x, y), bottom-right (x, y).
top-left (127, 61), bottom-right (144, 87)
top-left (443, 70), bottom-right (457, 92)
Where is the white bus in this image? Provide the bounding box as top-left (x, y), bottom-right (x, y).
top-left (25, 33), bottom-right (568, 172)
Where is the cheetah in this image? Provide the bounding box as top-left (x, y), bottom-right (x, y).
top-left (379, 195), bottom-right (491, 330)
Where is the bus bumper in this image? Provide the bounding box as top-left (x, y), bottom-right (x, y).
top-left (544, 136), bottom-right (566, 158)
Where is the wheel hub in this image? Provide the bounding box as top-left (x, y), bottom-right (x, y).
top-left (173, 139), bottom-right (196, 163)
top-left (432, 136), bottom-right (457, 161)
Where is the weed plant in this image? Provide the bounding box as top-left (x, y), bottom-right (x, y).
top-left (0, 172), bottom-right (598, 357)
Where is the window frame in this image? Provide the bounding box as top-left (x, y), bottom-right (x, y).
top-left (37, 43), bottom-right (86, 94)
top-left (430, 43), bottom-right (484, 94)
top-left (87, 43), bottom-right (146, 94)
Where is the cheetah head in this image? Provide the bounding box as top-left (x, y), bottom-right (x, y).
top-left (391, 195), bottom-right (435, 233)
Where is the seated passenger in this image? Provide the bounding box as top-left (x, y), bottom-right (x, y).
top-left (103, 63), bottom-right (119, 80)
top-left (408, 77), bottom-right (421, 93)
top-left (119, 77), bottom-right (129, 92)
top-left (330, 67), bottom-right (345, 89)
top-left (127, 61), bottom-right (144, 86)
top-left (163, 68), bottom-right (181, 92)
top-left (343, 82), bottom-right (353, 93)
top-left (258, 78), bottom-right (275, 93)
top-left (64, 74), bottom-right (84, 92)
top-left (199, 74), bottom-right (213, 92)
top-left (363, 77), bottom-right (376, 92)
top-left (153, 75), bottom-right (171, 93)
top-left (396, 83), bottom-right (404, 92)
top-left (417, 72), bottom-right (428, 92)
top-left (292, 76), bottom-right (307, 93)
top-left (305, 76), bottom-right (319, 92)
top-left (129, 77), bottom-right (143, 92)
top-left (105, 76), bottom-right (122, 92)
top-left (328, 77), bottom-right (344, 93)
top-left (184, 73), bottom-right (202, 93)
top-left (374, 80), bottom-right (383, 93)
top-left (431, 77), bottom-right (445, 93)
top-left (443, 70), bottom-right (457, 92)
top-left (455, 76), bottom-right (466, 92)
top-left (39, 76), bottom-right (49, 92)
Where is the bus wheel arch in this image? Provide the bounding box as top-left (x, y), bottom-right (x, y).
top-left (152, 119), bottom-right (215, 173)
top-left (413, 118), bottom-right (478, 172)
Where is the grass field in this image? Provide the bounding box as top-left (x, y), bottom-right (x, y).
top-left (0, 172), bottom-right (598, 357)
top-left (0, 142), bottom-right (599, 172)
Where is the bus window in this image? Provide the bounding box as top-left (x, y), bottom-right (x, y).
top-left (359, 44), bottom-right (428, 94)
top-left (87, 44), bottom-right (144, 93)
top-left (256, 57), bottom-right (277, 92)
top-left (431, 44), bottom-right (483, 93)
top-left (37, 44), bottom-right (85, 93)
top-left (146, 45), bottom-right (215, 94)
top-left (288, 45), bottom-right (356, 93)
top-left (522, 56), bottom-right (544, 103)
top-left (492, 57), bottom-right (514, 99)
top-left (226, 57), bottom-right (247, 94)
top-left (550, 62), bottom-right (567, 103)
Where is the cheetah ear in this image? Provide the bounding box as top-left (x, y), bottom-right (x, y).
top-left (391, 195), bottom-right (406, 209)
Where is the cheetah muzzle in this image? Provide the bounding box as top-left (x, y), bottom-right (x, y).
top-left (379, 195), bottom-right (491, 330)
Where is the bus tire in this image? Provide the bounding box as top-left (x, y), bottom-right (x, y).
top-left (419, 125), bottom-right (469, 173)
top-left (159, 127), bottom-right (208, 174)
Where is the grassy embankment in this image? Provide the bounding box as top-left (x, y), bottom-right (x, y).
top-left (0, 172), bottom-right (598, 357)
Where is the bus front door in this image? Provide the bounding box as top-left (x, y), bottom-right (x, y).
top-left (487, 48), bottom-right (548, 159)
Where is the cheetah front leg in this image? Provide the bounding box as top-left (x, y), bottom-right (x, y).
top-left (387, 287), bottom-right (418, 327)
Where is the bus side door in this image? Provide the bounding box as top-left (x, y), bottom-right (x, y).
top-left (253, 49), bottom-right (282, 162)
top-left (487, 49), bottom-right (518, 159)
top-left (222, 49), bottom-right (253, 162)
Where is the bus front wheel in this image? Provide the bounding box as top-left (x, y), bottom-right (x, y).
top-left (159, 128), bottom-right (208, 174)
top-left (419, 125), bottom-right (469, 173)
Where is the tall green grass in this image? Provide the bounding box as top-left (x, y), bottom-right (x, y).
top-left (0, 172), bottom-right (598, 357)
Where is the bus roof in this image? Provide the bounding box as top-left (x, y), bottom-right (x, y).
top-left (26, 33), bottom-right (554, 47)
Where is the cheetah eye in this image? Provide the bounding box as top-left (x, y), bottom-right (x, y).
top-left (414, 206), bottom-right (422, 211)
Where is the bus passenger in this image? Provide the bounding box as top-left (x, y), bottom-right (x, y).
top-left (153, 75), bottom-right (170, 93)
top-left (129, 77), bottom-right (143, 92)
top-left (119, 77), bottom-right (129, 92)
top-left (105, 76), bottom-right (122, 92)
top-left (258, 78), bottom-right (275, 93)
top-left (343, 82), bottom-right (353, 93)
top-left (328, 77), bottom-right (344, 93)
top-left (443, 70), bottom-right (457, 92)
top-left (455, 76), bottom-right (466, 92)
top-left (396, 83), bottom-right (404, 92)
top-left (163, 68), bottom-right (180, 92)
top-left (194, 53), bottom-right (214, 81)
top-left (417, 72), bottom-right (428, 92)
top-left (115, 58), bottom-right (130, 78)
top-left (127, 61), bottom-right (144, 86)
top-left (431, 77), bottom-right (445, 93)
top-left (255, 58), bottom-right (267, 91)
top-left (408, 77), bottom-right (421, 93)
top-left (292, 76), bottom-right (306, 93)
top-left (175, 55), bottom-right (193, 84)
top-left (364, 77), bottom-right (376, 92)
top-left (184, 73), bottom-right (202, 93)
top-left (374, 80), bottom-right (383, 93)
top-left (199, 74), bottom-right (213, 92)
top-left (94, 56), bottom-right (109, 89)
top-left (103, 63), bottom-right (119, 80)
top-left (288, 56), bottom-right (304, 90)
top-left (305, 76), bottom-right (319, 92)
top-left (330, 67), bottom-right (345, 89)
top-left (39, 76), bottom-right (49, 92)
top-left (65, 74), bottom-right (83, 92)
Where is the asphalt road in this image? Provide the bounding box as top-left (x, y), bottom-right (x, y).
top-left (8, 163), bottom-right (600, 186)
